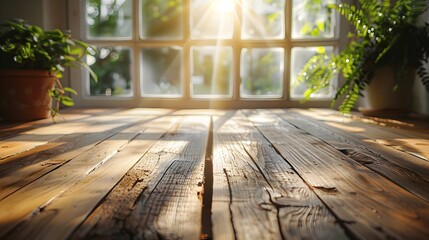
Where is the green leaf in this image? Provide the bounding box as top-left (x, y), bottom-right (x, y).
top-left (70, 47), bottom-right (84, 58)
top-left (60, 96), bottom-right (74, 106)
top-left (300, 23), bottom-right (312, 35)
top-left (64, 87), bottom-right (77, 95)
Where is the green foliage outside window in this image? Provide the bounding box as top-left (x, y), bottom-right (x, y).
top-left (243, 51), bottom-right (282, 96)
top-left (89, 47), bottom-right (131, 96)
top-left (141, 0), bottom-right (183, 38)
top-left (86, 0), bottom-right (132, 38)
top-left (298, 0), bottom-right (334, 37)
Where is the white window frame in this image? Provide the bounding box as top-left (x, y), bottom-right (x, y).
top-left (67, 0), bottom-right (349, 109)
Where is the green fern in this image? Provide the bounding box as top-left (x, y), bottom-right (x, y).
top-left (297, 0), bottom-right (429, 114)
top-left (295, 49), bottom-right (334, 100)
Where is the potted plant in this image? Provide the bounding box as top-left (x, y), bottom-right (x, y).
top-left (295, 0), bottom-right (429, 115)
top-left (0, 18), bottom-right (96, 121)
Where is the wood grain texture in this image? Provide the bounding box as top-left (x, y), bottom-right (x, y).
top-left (0, 115), bottom-right (154, 238)
top-left (0, 109), bottom-right (174, 161)
top-left (70, 116), bottom-right (210, 240)
top-left (212, 110), bottom-right (348, 240)
top-left (0, 108), bottom-right (118, 140)
top-left (0, 115), bottom-right (151, 200)
top-left (275, 110), bottom-right (429, 203)
top-left (247, 112), bottom-right (429, 239)
top-left (302, 108), bottom-right (429, 161)
top-left (287, 109), bottom-right (429, 180)
top-left (1, 108), bottom-right (428, 240)
top-left (0, 109), bottom-right (126, 159)
top-left (5, 116), bottom-right (178, 240)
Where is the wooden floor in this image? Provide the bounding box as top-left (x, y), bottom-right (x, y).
top-left (0, 108), bottom-right (429, 240)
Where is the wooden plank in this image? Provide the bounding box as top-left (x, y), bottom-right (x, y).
top-left (0, 110), bottom-right (123, 161)
top-left (354, 112), bottom-right (429, 134)
top-left (212, 111), bottom-right (348, 240)
top-left (246, 112), bottom-right (429, 239)
top-left (288, 109), bottom-right (429, 180)
top-left (0, 108), bottom-right (121, 141)
top-left (0, 114), bottom-right (154, 200)
top-left (70, 116), bottom-right (210, 240)
top-left (0, 108), bottom-right (112, 139)
top-left (5, 116), bottom-right (178, 240)
top-left (302, 108), bottom-right (429, 161)
top-left (274, 110), bottom-right (429, 202)
top-left (0, 108), bottom-right (174, 161)
top-left (0, 114), bottom-right (162, 238)
top-left (0, 121), bottom-right (92, 160)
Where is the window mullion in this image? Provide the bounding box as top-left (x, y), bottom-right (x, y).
top-left (133, 0), bottom-right (140, 99)
top-left (75, 0), bottom-right (342, 108)
top-left (183, 0), bottom-right (191, 101)
top-left (233, 0), bottom-right (242, 100)
top-left (285, 0), bottom-right (293, 101)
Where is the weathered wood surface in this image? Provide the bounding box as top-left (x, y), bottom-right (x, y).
top-left (297, 108), bottom-right (429, 161)
top-left (70, 115), bottom-right (210, 240)
top-left (246, 111), bottom-right (429, 239)
top-left (273, 109), bottom-right (429, 203)
top-left (5, 116), bottom-right (179, 240)
top-left (0, 108), bottom-right (428, 240)
top-left (212, 111), bottom-right (347, 240)
top-left (0, 114), bottom-right (152, 200)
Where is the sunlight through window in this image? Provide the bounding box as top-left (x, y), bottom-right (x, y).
top-left (191, 0), bottom-right (234, 39)
top-left (78, 0), bottom-right (339, 107)
top-left (215, 0), bottom-right (234, 13)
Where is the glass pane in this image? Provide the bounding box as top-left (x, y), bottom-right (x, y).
top-left (290, 46), bottom-right (335, 98)
top-left (88, 47), bottom-right (132, 96)
top-left (191, 47), bottom-right (233, 97)
top-left (242, 0), bottom-right (285, 39)
top-left (240, 48), bottom-right (284, 98)
top-left (141, 47), bottom-right (182, 97)
top-left (191, 0), bottom-right (234, 39)
top-left (292, 0), bottom-right (336, 39)
top-left (85, 0), bottom-right (132, 39)
top-left (140, 0), bottom-right (183, 39)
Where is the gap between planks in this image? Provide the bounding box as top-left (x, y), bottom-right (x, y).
top-left (245, 109), bottom-right (429, 239)
top-left (211, 110), bottom-right (348, 240)
top-left (0, 111), bottom-right (179, 239)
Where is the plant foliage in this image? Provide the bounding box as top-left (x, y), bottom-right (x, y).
top-left (0, 19), bottom-right (97, 118)
top-left (296, 0), bottom-right (429, 113)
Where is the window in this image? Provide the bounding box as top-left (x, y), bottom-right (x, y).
top-left (68, 0), bottom-right (341, 108)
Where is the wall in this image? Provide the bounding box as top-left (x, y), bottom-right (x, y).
top-left (0, 0), bottom-right (45, 26)
top-left (0, 0), bottom-right (66, 29)
top-left (412, 11), bottom-right (429, 116)
top-left (413, 70), bottom-right (429, 116)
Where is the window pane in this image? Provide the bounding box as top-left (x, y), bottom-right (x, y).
top-left (141, 47), bottom-right (182, 97)
top-left (191, 0), bottom-right (234, 39)
top-left (85, 0), bottom-right (132, 39)
top-left (88, 47), bottom-right (132, 96)
top-left (191, 47), bottom-right (233, 97)
top-left (242, 0), bottom-right (285, 39)
top-left (292, 0), bottom-right (336, 39)
top-left (140, 0), bottom-right (183, 39)
top-left (240, 48), bottom-right (284, 98)
top-left (290, 46), bottom-right (335, 98)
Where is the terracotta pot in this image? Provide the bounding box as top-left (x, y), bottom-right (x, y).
top-left (0, 70), bottom-right (56, 121)
top-left (358, 66), bottom-right (415, 116)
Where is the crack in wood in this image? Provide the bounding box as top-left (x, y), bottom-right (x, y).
top-left (247, 113), bottom-right (357, 239)
top-left (339, 149), bottom-right (376, 165)
top-left (312, 186), bottom-right (339, 194)
top-left (223, 168), bottom-right (238, 240)
top-left (237, 127), bottom-right (292, 240)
